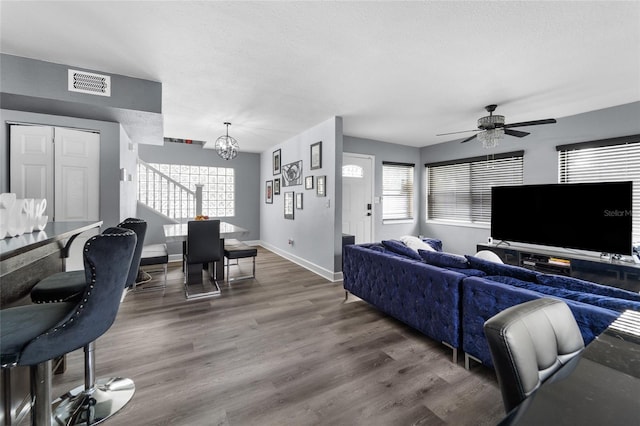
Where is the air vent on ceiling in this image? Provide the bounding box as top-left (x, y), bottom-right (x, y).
top-left (68, 69), bottom-right (111, 97)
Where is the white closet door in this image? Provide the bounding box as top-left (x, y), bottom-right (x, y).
top-left (54, 127), bottom-right (100, 221)
top-left (10, 125), bottom-right (55, 217)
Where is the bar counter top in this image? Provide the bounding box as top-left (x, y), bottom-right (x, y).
top-left (0, 221), bottom-right (103, 261)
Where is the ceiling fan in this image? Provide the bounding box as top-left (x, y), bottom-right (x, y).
top-left (437, 105), bottom-right (557, 147)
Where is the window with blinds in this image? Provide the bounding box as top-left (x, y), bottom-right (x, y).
top-left (558, 136), bottom-right (640, 243)
top-left (382, 162), bottom-right (414, 221)
top-left (426, 151), bottom-right (523, 224)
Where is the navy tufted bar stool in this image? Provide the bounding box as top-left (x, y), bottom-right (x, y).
top-left (0, 227), bottom-right (136, 425)
top-left (31, 218), bottom-right (147, 304)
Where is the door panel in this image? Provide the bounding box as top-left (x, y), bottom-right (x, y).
top-left (54, 128), bottom-right (100, 221)
top-left (342, 153), bottom-right (373, 244)
top-left (10, 125), bottom-right (54, 217)
top-left (10, 125), bottom-right (100, 222)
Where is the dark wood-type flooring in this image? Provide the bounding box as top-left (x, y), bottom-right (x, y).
top-left (51, 247), bottom-right (504, 425)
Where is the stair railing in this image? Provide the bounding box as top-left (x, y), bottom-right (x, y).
top-left (137, 160), bottom-right (197, 221)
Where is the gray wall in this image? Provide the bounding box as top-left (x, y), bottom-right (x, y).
top-left (0, 54), bottom-right (163, 146)
top-left (420, 101), bottom-right (640, 255)
top-left (0, 109), bottom-right (124, 228)
top-left (0, 54), bottom-right (161, 113)
top-left (343, 135), bottom-right (422, 242)
top-left (260, 116), bottom-right (343, 279)
top-left (138, 142), bottom-right (261, 254)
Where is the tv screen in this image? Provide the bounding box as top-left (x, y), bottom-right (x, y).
top-left (491, 181), bottom-right (633, 255)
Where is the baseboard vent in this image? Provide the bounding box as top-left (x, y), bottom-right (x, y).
top-left (68, 69), bottom-right (111, 96)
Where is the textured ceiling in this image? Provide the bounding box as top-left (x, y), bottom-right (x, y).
top-left (1, 1), bottom-right (639, 153)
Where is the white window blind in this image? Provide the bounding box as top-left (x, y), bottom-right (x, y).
top-left (382, 162), bottom-right (414, 221)
top-left (558, 137), bottom-right (640, 243)
top-left (426, 152), bottom-right (523, 224)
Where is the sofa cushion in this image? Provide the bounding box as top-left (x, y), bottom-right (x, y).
top-left (381, 240), bottom-right (423, 261)
top-left (536, 274), bottom-right (640, 302)
top-left (465, 255), bottom-right (540, 282)
top-left (485, 275), bottom-right (640, 313)
top-left (449, 267), bottom-right (486, 277)
top-left (419, 250), bottom-right (469, 269)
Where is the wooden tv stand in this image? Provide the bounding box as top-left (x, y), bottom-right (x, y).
top-left (476, 243), bottom-right (640, 293)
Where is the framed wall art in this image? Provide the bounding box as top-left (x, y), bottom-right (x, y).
top-left (273, 149), bottom-right (281, 175)
top-left (316, 175), bottom-right (326, 197)
top-left (284, 192), bottom-right (295, 219)
top-left (282, 160), bottom-right (303, 187)
top-left (274, 178), bottom-right (281, 195)
top-left (296, 192), bottom-right (303, 210)
top-left (310, 141), bottom-right (322, 170)
top-left (305, 175), bottom-right (314, 190)
top-left (266, 180), bottom-right (273, 204)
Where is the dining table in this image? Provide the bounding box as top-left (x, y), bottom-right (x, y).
top-left (162, 221), bottom-right (249, 283)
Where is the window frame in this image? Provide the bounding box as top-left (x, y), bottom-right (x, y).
top-left (425, 151), bottom-right (524, 226)
top-left (557, 134), bottom-right (640, 244)
top-left (382, 161), bottom-right (415, 223)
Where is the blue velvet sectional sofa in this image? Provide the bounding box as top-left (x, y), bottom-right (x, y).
top-left (343, 239), bottom-right (485, 363)
top-left (342, 239), bottom-right (640, 369)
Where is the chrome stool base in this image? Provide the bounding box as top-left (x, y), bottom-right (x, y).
top-left (51, 377), bottom-right (135, 425)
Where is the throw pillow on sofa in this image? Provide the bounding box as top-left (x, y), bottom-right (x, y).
top-left (381, 240), bottom-right (423, 261)
top-left (399, 235), bottom-right (437, 253)
top-left (419, 249), bottom-right (469, 269)
top-left (465, 255), bottom-right (540, 282)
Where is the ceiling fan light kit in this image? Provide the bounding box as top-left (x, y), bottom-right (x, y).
top-left (478, 128), bottom-right (504, 149)
top-left (437, 104), bottom-right (557, 149)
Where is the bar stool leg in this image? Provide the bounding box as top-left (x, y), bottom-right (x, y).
top-left (30, 360), bottom-right (52, 426)
top-left (49, 342), bottom-right (135, 425)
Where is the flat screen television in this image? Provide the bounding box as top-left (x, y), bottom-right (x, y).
top-left (491, 181), bottom-right (633, 255)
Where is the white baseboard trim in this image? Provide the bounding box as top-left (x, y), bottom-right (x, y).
top-left (259, 241), bottom-right (343, 282)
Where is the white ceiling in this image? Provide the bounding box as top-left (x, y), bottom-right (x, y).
top-left (1, 1), bottom-right (639, 153)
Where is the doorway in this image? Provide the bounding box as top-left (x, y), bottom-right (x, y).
top-left (10, 124), bottom-right (100, 221)
top-left (342, 153), bottom-right (374, 244)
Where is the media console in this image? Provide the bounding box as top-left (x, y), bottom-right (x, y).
top-left (476, 243), bottom-right (640, 293)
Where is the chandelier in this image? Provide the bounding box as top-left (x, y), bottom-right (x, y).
top-left (477, 128), bottom-right (504, 149)
top-left (214, 122), bottom-right (239, 160)
top-left (477, 113), bottom-right (505, 149)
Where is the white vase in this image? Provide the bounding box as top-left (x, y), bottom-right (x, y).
top-left (36, 215), bottom-right (49, 232)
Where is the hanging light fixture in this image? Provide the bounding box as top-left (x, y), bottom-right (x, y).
top-left (476, 112), bottom-right (505, 149)
top-left (214, 122), bottom-right (239, 160)
top-left (477, 128), bottom-right (504, 149)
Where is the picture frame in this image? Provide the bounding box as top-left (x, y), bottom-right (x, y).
top-left (282, 160), bottom-right (303, 187)
top-left (274, 178), bottom-right (281, 195)
top-left (273, 149), bottom-right (281, 175)
top-left (305, 175), bottom-right (314, 190)
top-left (265, 180), bottom-right (273, 204)
top-left (316, 175), bottom-right (326, 197)
top-left (284, 192), bottom-right (295, 219)
top-left (296, 192), bottom-right (303, 210)
top-left (310, 141), bottom-right (322, 170)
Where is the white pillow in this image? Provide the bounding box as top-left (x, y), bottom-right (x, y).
top-left (399, 235), bottom-right (435, 252)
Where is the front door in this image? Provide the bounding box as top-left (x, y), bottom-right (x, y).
top-left (342, 153), bottom-right (374, 243)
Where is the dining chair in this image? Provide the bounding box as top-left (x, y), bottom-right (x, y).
top-left (483, 298), bottom-right (585, 413)
top-left (183, 219), bottom-right (222, 299)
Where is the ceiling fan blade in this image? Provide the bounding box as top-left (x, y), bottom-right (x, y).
top-left (436, 129), bottom-right (481, 136)
top-left (504, 129), bottom-right (530, 138)
top-left (461, 134), bottom-right (478, 143)
top-left (504, 118), bottom-right (557, 128)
